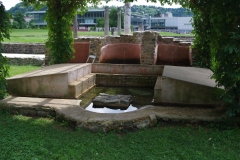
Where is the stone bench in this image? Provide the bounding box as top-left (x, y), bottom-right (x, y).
top-left (99, 43), bottom-right (141, 64)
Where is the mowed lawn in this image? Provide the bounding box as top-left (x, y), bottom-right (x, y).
top-left (3, 29), bottom-right (193, 43)
top-left (0, 111), bottom-right (240, 159)
top-left (1, 65), bottom-right (239, 159)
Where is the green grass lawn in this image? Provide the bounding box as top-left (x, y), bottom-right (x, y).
top-left (0, 111), bottom-right (239, 159)
top-left (3, 29), bottom-right (193, 43)
top-left (8, 65), bottom-right (41, 77)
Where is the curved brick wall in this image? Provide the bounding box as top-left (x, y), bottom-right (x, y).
top-left (156, 43), bottom-right (192, 66)
top-left (100, 43), bottom-right (141, 64)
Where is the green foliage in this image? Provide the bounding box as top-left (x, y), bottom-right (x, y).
top-left (96, 17), bottom-right (104, 28)
top-left (22, 0), bottom-right (100, 64)
top-left (45, 1), bottom-right (76, 64)
top-left (131, 5), bottom-right (193, 17)
top-left (190, 3), bottom-right (212, 68)
top-left (12, 21), bottom-right (19, 29)
top-left (109, 7), bottom-right (123, 28)
top-left (13, 11), bottom-right (27, 29)
top-left (209, 0), bottom-right (240, 116)
top-left (186, 0), bottom-right (240, 116)
top-left (28, 19), bottom-right (35, 28)
top-left (109, 7), bottom-right (118, 27)
top-left (0, 46), bottom-right (9, 99)
top-left (0, 3), bottom-right (11, 42)
top-left (0, 2), bottom-right (10, 99)
top-left (96, 7), bottom-right (124, 29)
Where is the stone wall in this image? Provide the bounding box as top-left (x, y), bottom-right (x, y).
top-left (2, 32), bottom-right (192, 66)
top-left (2, 43), bottom-right (45, 54)
top-left (7, 57), bottom-right (44, 66)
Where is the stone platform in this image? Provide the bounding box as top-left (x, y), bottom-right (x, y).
top-left (7, 63), bottom-right (94, 99)
top-left (154, 66), bottom-right (223, 106)
top-left (0, 96), bottom-right (228, 132)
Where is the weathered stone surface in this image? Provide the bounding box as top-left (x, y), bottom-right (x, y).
top-left (154, 66), bottom-right (223, 106)
top-left (100, 43), bottom-right (141, 64)
top-left (69, 42), bottom-right (90, 63)
top-left (2, 43), bottom-right (45, 54)
top-left (92, 63), bottom-right (163, 75)
top-left (92, 93), bottom-right (132, 109)
top-left (7, 63), bottom-right (92, 98)
top-left (95, 74), bottom-right (158, 87)
top-left (0, 96), bottom-right (230, 132)
top-left (156, 43), bottom-right (192, 66)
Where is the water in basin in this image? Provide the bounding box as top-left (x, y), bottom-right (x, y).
top-left (80, 86), bottom-right (154, 113)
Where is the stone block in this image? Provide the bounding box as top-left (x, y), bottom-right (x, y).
top-left (92, 93), bottom-right (132, 109)
top-left (154, 66), bottom-right (223, 106)
top-left (95, 74), bottom-right (157, 87)
top-left (7, 64), bottom-right (91, 98)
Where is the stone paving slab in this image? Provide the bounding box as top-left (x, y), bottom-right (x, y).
top-left (7, 63), bottom-right (90, 79)
top-left (162, 66), bottom-right (216, 87)
top-left (0, 96), bottom-right (229, 132)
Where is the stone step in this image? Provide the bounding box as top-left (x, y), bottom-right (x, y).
top-left (7, 63), bottom-right (92, 98)
top-left (68, 73), bottom-right (96, 98)
top-left (92, 63), bottom-right (163, 75)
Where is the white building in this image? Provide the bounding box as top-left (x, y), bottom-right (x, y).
top-left (151, 17), bottom-right (193, 33)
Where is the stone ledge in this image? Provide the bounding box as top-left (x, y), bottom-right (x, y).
top-left (0, 96), bottom-right (230, 132)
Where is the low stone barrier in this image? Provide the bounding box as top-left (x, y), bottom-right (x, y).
top-left (7, 57), bottom-right (44, 66)
top-left (2, 43), bottom-right (45, 54)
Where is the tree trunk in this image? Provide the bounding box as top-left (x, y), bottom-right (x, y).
top-left (73, 14), bottom-right (78, 38)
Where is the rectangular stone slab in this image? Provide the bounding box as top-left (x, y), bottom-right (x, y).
top-left (92, 93), bottom-right (132, 109)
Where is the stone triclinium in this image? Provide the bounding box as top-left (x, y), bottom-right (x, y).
top-left (92, 93), bottom-right (132, 109)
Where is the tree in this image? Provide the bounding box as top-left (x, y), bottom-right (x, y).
top-left (13, 11), bottom-right (27, 29)
top-left (96, 7), bottom-right (123, 28)
top-left (0, 1), bottom-right (11, 99)
top-left (96, 17), bottom-right (104, 28)
top-left (109, 7), bottom-right (117, 27)
top-left (12, 21), bottom-right (19, 29)
top-left (28, 19), bottom-right (35, 28)
top-left (22, 0), bottom-right (100, 64)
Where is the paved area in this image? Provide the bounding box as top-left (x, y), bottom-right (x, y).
top-left (2, 53), bottom-right (45, 60)
top-left (0, 96), bottom-right (228, 132)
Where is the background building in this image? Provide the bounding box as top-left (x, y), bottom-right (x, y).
top-left (29, 10), bottom-right (193, 33)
